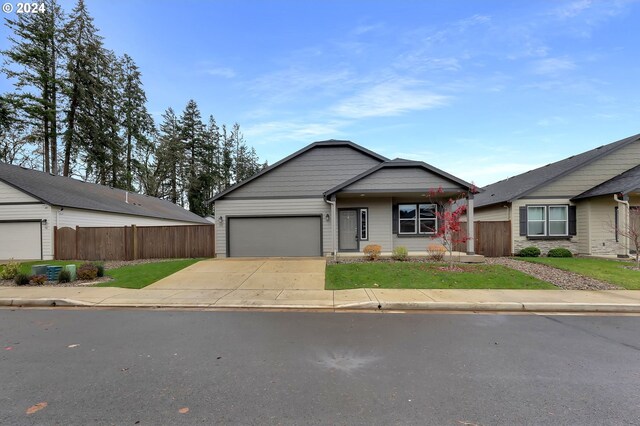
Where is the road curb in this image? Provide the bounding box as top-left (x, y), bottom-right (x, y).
top-left (2, 297), bottom-right (640, 313)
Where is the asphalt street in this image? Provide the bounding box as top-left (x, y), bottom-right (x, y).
top-left (0, 309), bottom-right (639, 425)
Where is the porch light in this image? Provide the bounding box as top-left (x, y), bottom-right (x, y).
top-left (217, 216), bottom-right (224, 224)
top-left (325, 213), bottom-right (330, 221)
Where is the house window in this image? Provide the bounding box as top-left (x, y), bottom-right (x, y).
top-left (527, 206), bottom-right (546, 236)
top-left (398, 204), bottom-right (437, 235)
top-left (419, 204), bottom-right (437, 234)
top-left (399, 204), bottom-right (417, 234)
top-left (360, 208), bottom-right (368, 240)
top-left (527, 205), bottom-right (568, 236)
top-left (549, 206), bottom-right (568, 236)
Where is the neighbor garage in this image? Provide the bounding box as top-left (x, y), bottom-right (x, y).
top-left (0, 221), bottom-right (41, 260)
top-left (227, 216), bottom-right (322, 257)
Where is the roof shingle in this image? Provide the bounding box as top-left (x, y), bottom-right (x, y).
top-left (0, 162), bottom-right (209, 224)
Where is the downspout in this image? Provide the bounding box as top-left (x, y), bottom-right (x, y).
top-left (614, 193), bottom-right (630, 257)
top-left (324, 194), bottom-right (337, 261)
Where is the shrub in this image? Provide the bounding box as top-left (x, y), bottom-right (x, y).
top-left (95, 263), bottom-right (105, 278)
top-left (30, 274), bottom-right (47, 285)
top-left (14, 273), bottom-right (30, 286)
top-left (426, 243), bottom-right (446, 262)
top-left (77, 263), bottom-right (98, 280)
top-left (1, 260), bottom-right (21, 280)
top-left (517, 246), bottom-right (541, 257)
top-left (58, 270), bottom-right (71, 283)
top-left (363, 244), bottom-right (382, 261)
top-left (547, 248), bottom-right (573, 258)
top-left (392, 246), bottom-right (408, 261)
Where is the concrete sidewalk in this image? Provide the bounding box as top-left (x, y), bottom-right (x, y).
top-left (1, 285), bottom-right (640, 313)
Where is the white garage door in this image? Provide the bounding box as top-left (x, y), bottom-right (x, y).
top-left (0, 222), bottom-right (41, 260)
top-left (228, 216), bottom-right (322, 257)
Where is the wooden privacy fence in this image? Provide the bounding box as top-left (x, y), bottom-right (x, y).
top-left (453, 221), bottom-right (511, 257)
top-left (54, 225), bottom-right (215, 260)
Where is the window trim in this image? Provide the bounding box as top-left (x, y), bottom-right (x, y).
top-left (527, 205), bottom-right (547, 236)
top-left (397, 203), bottom-right (438, 236)
top-left (398, 204), bottom-right (417, 235)
top-left (548, 205), bottom-right (569, 236)
top-left (526, 204), bottom-right (569, 237)
top-left (359, 208), bottom-right (368, 241)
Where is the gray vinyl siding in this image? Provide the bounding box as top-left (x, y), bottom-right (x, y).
top-left (225, 146), bottom-right (382, 198)
top-left (214, 198), bottom-right (331, 257)
top-left (393, 235), bottom-right (444, 251)
top-left (345, 168), bottom-right (460, 192)
top-left (337, 198), bottom-right (393, 252)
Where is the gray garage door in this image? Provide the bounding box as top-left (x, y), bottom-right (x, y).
top-left (228, 216), bottom-right (322, 257)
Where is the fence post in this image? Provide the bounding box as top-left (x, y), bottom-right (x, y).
top-left (132, 224), bottom-right (138, 260)
top-left (53, 226), bottom-right (58, 260)
top-left (75, 226), bottom-right (79, 260)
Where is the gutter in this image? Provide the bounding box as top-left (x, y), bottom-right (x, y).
top-left (323, 195), bottom-right (337, 261)
top-left (614, 193), bottom-right (630, 257)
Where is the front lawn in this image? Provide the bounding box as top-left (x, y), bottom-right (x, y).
top-left (326, 262), bottom-right (556, 290)
top-left (97, 259), bottom-right (200, 289)
top-left (521, 257), bottom-right (640, 290)
top-left (1, 259), bottom-right (201, 289)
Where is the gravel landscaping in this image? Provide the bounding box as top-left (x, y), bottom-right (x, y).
top-left (487, 257), bottom-right (620, 290)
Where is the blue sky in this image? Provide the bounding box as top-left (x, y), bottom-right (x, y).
top-left (2, 0), bottom-right (640, 186)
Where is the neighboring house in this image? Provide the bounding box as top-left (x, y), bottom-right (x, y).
top-left (210, 140), bottom-right (478, 258)
top-left (0, 162), bottom-right (210, 260)
top-left (474, 133), bottom-right (640, 257)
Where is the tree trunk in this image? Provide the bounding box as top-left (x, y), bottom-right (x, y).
top-left (50, 31), bottom-right (57, 175)
top-left (126, 132), bottom-right (132, 190)
top-left (63, 84), bottom-right (78, 176)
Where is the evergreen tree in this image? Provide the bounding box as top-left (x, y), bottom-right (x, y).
top-left (156, 107), bottom-right (183, 204)
top-left (120, 54), bottom-right (153, 190)
top-left (2, 0), bottom-right (65, 174)
top-left (61, 0), bottom-right (103, 177)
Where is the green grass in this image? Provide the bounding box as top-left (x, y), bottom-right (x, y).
top-left (1, 259), bottom-right (201, 289)
top-left (521, 257), bottom-right (640, 290)
top-left (97, 259), bottom-right (201, 289)
top-left (326, 262), bottom-right (556, 290)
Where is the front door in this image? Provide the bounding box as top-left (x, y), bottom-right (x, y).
top-left (339, 209), bottom-right (358, 251)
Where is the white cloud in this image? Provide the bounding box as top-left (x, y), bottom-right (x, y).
top-left (537, 116), bottom-right (567, 127)
top-left (531, 57), bottom-right (576, 75)
top-left (244, 120), bottom-right (347, 144)
top-left (332, 79), bottom-right (450, 119)
top-left (552, 0), bottom-right (593, 18)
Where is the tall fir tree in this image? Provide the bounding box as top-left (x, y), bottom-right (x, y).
top-left (61, 0), bottom-right (103, 177)
top-left (2, 0), bottom-right (65, 174)
top-left (120, 54), bottom-right (153, 190)
top-left (156, 107), bottom-right (184, 204)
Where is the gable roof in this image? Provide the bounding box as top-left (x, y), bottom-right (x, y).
top-left (209, 140), bottom-right (388, 201)
top-left (475, 133), bottom-right (640, 208)
top-left (324, 158), bottom-right (478, 197)
top-left (0, 162), bottom-right (209, 224)
top-left (572, 164), bottom-right (640, 201)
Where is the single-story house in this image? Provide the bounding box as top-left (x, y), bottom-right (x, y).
top-left (210, 140), bottom-right (478, 258)
top-left (474, 133), bottom-right (640, 257)
top-left (0, 162), bottom-right (210, 260)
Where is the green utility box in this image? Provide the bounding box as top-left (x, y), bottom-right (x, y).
top-left (64, 264), bottom-right (77, 281)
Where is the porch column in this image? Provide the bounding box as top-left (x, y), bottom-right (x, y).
top-left (617, 194), bottom-right (630, 258)
top-left (466, 193), bottom-right (475, 255)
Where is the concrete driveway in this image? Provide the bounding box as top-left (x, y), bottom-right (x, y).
top-left (147, 258), bottom-right (326, 291)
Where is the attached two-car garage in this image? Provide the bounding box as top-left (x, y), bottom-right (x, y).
top-left (0, 221), bottom-right (42, 260)
top-left (227, 216), bottom-right (322, 257)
